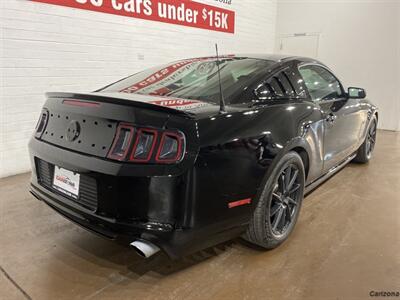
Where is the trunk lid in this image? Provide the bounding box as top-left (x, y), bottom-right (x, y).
top-left (39, 92), bottom-right (201, 160)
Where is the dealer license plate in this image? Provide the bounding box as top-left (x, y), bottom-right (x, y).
top-left (52, 166), bottom-right (80, 199)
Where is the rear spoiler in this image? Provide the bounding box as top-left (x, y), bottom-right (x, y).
top-left (46, 92), bottom-right (196, 118)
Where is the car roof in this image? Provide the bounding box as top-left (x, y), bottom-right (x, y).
top-left (234, 53), bottom-right (322, 64)
top-left (180, 54), bottom-right (321, 65)
top-left (234, 53), bottom-right (296, 61)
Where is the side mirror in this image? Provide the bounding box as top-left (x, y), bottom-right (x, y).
top-left (348, 87), bottom-right (366, 99)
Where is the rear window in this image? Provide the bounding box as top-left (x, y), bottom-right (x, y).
top-left (99, 57), bottom-right (274, 105)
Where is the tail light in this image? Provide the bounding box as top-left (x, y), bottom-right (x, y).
top-left (129, 128), bottom-right (158, 162)
top-left (35, 109), bottom-right (49, 138)
top-left (107, 123), bottom-right (185, 164)
top-left (156, 132), bottom-right (184, 163)
top-left (108, 124), bottom-right (135, 161)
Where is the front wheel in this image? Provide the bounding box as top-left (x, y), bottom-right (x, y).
top-left (243, 151), bottom-right (305, 249)
top-left (353, 116), bottom-right (377, 163)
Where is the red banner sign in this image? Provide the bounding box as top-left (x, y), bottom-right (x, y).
top-left (29, 0), bottom-right (235, 33)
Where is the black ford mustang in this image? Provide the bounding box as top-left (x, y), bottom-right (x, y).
top-left (29, 54), bottom-right (378, 259)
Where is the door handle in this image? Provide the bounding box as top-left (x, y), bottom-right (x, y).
top-left (325, 113), bottom-right (337, 124)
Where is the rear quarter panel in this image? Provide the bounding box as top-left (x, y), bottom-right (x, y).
top-left (184, 101), bottom-right (323, 231)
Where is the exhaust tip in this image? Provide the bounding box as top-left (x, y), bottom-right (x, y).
top-left (130, 240), bottom-right (160, 258)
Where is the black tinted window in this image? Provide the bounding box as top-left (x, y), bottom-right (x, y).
top-left (269, 77), bottom-right (284, 97)
top-left (100, 58), bottom-right (274, 105)
top-left (286, 69), bottom-right (306, 96)
top-left (255, 70), bottom-right (300, 100)
top-left (299, 65), bottom-right (344, 101)
top-left (278, 72), bottom-right (295, 97)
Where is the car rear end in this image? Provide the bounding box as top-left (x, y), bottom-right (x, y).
top-left (28, 92), bottom-right (201, 258)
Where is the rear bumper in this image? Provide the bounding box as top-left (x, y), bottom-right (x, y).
top-left (29, 181), bottom-right (246, 259)
top-left (28, 137), bottom-right (249, 258)
top-left (28, 137), bottom-right (190, 258)
top-left (30, 184), bottom-right (173, 236)
top-left (30, 183), bottom-right (182, 256)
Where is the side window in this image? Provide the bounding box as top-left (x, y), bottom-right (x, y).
top-left (277, 72), bottom-right (296, 98)
top-left (269, 77), bottom-right (285, 97)
top-left (299, 65), bottom-right (344, 101)
top-left (286, 69), bottom-right (307, 96)
top-left (255, 70), bottom-right (299, 100)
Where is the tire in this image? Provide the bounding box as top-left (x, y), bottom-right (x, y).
top-left (353, 116), bottom-right (377, 164)
top-left (243, 151), bottom-right (305, 249)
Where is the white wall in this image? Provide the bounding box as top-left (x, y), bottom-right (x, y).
top-left (0, 0), bottom-right (278, 178)
top-left (397, 2), bottom-right (400, 131)
top-left (276, 0), bottom-right (400, 131)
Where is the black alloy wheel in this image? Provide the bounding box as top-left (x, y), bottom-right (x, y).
top-left (244, 151), bottom-right (305, 249)
top-left (366, 119), bottom-right (377, 159)
top-left (354, 115), bottom-right (378, 163)
top-left (270, 164), bottom-right (302, 237)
